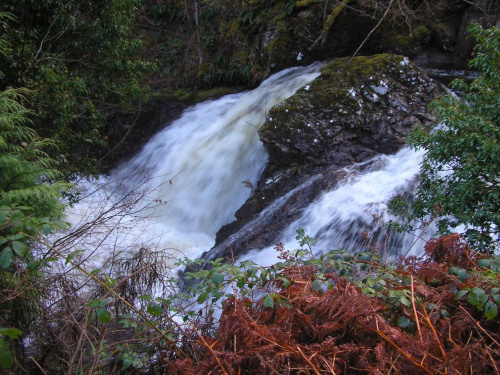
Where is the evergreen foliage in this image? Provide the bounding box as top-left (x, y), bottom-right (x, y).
top-left (391, 24), bottom-right (500, 253)
top-left (0, 2), bottom-right (155, 176)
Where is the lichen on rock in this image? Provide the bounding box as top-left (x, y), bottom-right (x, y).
top-left (259, 54), bottom-right (445, 168)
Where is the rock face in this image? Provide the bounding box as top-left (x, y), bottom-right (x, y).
top-left (204, 54), bottom-right (446, 262)
top-left (260, 54), bottom-right (439, 168)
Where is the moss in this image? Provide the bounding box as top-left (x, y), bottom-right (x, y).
top-left (378, 25), bottom-right (431, 55)
top-left (320, 0), bottom-right (350, 39)
top-left (150, 86), bottom-right (243, 104)
top-left (295, 0), bottom-right (322, 8)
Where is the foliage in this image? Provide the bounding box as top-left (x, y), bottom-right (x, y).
top-left (0, 3), bottom-right (156, 176)
top-left (0, 87), bottom-right (69, 267)
top-left (142, 0), bottom-right (252, 90)
top-left (0, 86), bottom-right (70, 370)
top-left (390, 24), bottom-right (500, 253)
top-left (168, 232), bottom-right (500, 374)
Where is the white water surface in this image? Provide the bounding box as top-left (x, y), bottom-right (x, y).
top-left (61, 62), bottom-right (434, 269)
top-left (61, 64), bottom-right (324, 265)
top-left (239, 146), bottom-right (433, 266)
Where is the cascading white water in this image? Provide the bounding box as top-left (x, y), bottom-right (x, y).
top-left (239, 146), bottom-right (434, 266)
top-left (65, 62), bottom-right (434, 267)
top-left (65, 64), bottom-right (323, 262)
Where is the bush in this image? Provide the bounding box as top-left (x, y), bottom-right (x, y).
top-left (390, 24), bottom-right (500, 253)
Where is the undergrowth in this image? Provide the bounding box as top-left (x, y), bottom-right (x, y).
top-left (1, 230), bottom-right (499, 373)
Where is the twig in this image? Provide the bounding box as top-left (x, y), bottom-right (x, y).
top-left (411, 275), bottom-right (422, 341)
top-left (296, 345), bottom-right (322, 375)
top-left (460, 306), bottom-right (500, 348)
top-left (422, 303), bottom-right (447, 360)
top-left (30, 357), bottom-right (48, 375)
top-left (347, 0), bottom-right (394, 65)
top-left (25, 234), bottom-right (191, 360)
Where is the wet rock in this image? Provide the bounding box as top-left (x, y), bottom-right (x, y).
top-left (259, 54), bottom-right (445, 168)
top-left (203, 54), bottom-right (445, 262)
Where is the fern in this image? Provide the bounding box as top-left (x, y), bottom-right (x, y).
top-left (0, 87), bottom-right (70, 268)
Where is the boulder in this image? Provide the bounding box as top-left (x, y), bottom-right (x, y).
top-left (260, 54), bottom-right (442, 168)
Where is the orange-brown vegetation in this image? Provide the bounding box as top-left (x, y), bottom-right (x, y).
top-left (164, 235), bottom-right (500, 374)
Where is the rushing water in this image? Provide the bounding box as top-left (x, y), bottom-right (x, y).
top-left (64, 64), bottom-right (324, 263)
top-left (65, 62), bottom-right (433, 267)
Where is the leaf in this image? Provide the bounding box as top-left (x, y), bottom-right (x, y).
top-left (0, 237), bottom-right (7, 245)
top-left (42, 224), bottom-right (52, 235)
top-left (457, 269), bottom-right (468, 281)
top-left (11, 240), bottom-right (29, 257)
top-left (312, 279), bottom-right (324, 292)
top-left (87, 299), bottom-right (100, 308)
top-left (211, 272), bottom-right (224, 286)
top-left (197, 293), bottom-right (208, 304)
top-left (0, 248), bottom-right (13, 269)
top-left (123, 358), bottom-right (132, 369)
top-left (0, 328), bottom-right (22, 339)
top-left (477, 258), bottom-right (492, 268)
top-left (138, 295), bottom-right (152, 300)
top-left (99, 299), bottom-right (109, 307)
top-left (0, 338), bottom-right (14, 369)
top-left (278, 277), bottom-right (291, 288)
top-left (263, 295), bottom-right (274, 308)
top-left (456, 289), bottom-right (469, 299)
top-left (147, 302), bottom-right (162, 317)
top-left (65, 249), bottom-right (84, 264)
top-left (399, 296), bottom-right (412, 307)
top-left (484, 301), bottom-right (498, 320)
top-left (236, 277), bottom-right (245, 288)
top-left (97, 308), bottom-right (111, 323)
top-left (397, 316), bottom-right (411, 328)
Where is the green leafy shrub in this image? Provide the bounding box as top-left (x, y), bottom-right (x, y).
top-left (390, 24), bottom-right (500, 253)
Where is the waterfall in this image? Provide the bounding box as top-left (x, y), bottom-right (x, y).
top-left (238, 147), bottom-right (433, 266)
top-left (65, 63), bottom-right (324, 263)
top-left (65, 62), bottom-right (433, 267)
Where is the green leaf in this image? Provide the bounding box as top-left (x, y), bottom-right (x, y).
top-left (457, 269), bottom-right (468, 281)
top-left (0, 248), bottom-right (14, 269)
top-left (42, 224), bottom-right (52, 235)
top-left (478, 258), bottom-right (492, 268)
top-left (197, 293), bottom-right (208, 304)
top-left (456, 289), bottom-right (469, 299)
top-left (397, 316), bottom-right (411, 328)
top-left (312, 279), bottom-right (324, 292)
top-left (99, 299), bottom-right (109, 307)
top-left (65, 250), bottom-right (84, 264)
top-left (147, 302), bottom-right (162, 317)
top-left (278, 277), bottom-right (291, 288)
top-left (123, 358), bottom-right (132, 369)
top-left (492, 294), bottom-right (500, 305)
top-left (11, 240), bottom-right (29, 257)
top-left (212, 272), bottom-right (224, 286)
top-left (87, 299), bottom-right (100, 308)
top-left (0, 237), bottom-right (7, 245)
top-left (399, 296), bottom-right (412, 307)
top-left (468, 292), bottom-right (480, 306)
top-left (0, 328), bottom-right (22, 339)
top-left (263, 295), bottom-right (274, 309)
top-left (484, 301), bottom-right (498, 320)
top-left (97, 308), bottom-right (111, 323)
top-left (236, 277), bottom-right (245, 288)
top-left (0, 338), bottom-right (14, 369)
top-left (138, 295), bottom-right (152, 300)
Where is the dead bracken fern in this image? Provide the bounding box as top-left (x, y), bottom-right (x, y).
top-left (164, 234), bottom-right (500, 374)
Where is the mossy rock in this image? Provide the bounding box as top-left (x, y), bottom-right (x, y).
top-left (259, 54), bottom-right (445, 167)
